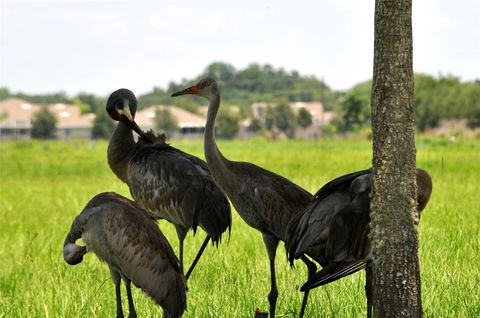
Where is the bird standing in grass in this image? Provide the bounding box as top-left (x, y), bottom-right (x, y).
top-left (172, 79), bottom-right (318, 318)
top-left (63, 192), bottom-right (187, 318)
top-left (106, 88), bottom-right (231, 279)
top-left (286, 168), bottom-right (432, 317)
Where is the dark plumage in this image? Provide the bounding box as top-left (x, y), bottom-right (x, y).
top-left (63, 192), bottom-right (187, 318)
top-left (286, 168), bottom-right (433, 317)
top-left (106, 88), bottom-right (232, 279)
top-left (172, 79), bottom-right (316, 318)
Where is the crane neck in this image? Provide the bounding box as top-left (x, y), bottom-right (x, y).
top-left (204, 94), bottom-right (234, 191)
top-left (204, 94), bottom-right (220, 144)
top-left (107, 121), bottom-right (136, 182)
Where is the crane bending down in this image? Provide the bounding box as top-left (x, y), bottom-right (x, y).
top-left (106, 89), bottom-right (231, 279)
top-left (63, 192), bottom-right (187, 318)
top-left (172, 79), bottom-right (318, 318)
top-left (286, 168), bottom-right (432, 317)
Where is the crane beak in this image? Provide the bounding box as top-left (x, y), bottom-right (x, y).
top-left (128, 120), bottom-right (150, 141)
top-left (171, 85), bottom-right (199, 97)
top-left (118, 101), bottom-right (150, 141)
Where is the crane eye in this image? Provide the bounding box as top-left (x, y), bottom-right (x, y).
top-left (108, 109), bottom-right (122, 121)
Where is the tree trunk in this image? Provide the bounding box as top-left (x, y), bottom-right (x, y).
top-left (370, 0), bottom-right (422, 317)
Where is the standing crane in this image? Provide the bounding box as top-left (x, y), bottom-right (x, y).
top-left (63, 192), bottom-right (187, 318)
top-left (106, 88), bottom-right (231, 279)
top-left (286, 168), bottom-right (432, 317)
top-left (172, 79), bottom-right (318, 318)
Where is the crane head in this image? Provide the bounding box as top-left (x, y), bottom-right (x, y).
top-left (106, 88), bottom-right (150, 140)
top-left (171, 78), bottom-right (218, 100)
top-left (63, 243), bottom-right (87, 266)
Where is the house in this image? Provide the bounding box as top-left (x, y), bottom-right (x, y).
top-left (0, 98), bottom-right (211, 140)
top-left (0, 98), bottom-right (94, 140)
top-left (251, 101), bottom-right (335, 126)
top-left (289, 102), bottom-right (336, 127)
top-left (0, 98), bottom-right (39, 139)
top-left (250, 102), bottom-right (270, 119)
top-left (49, 103), bottom-right (95, 139)
top-left (249, 101), bottom-right (336, 138)
top-left (135, 105), bottom-right (206, 137)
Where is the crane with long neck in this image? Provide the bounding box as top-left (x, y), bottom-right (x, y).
top-left (172, 79), bottom-right (317, 318)
top-left (106, 88), bottom-right (231, 280)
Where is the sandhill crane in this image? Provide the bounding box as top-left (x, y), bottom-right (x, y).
top-left (106, 88), bottom-right (231, 279)
top-left (63, 192), bottom-right (187, 318)
top-left (172, 79), bottom-right (318, 318)
top-left (286, 168), bottom-right (432, 317)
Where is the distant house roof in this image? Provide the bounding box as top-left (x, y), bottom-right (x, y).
top-left (290, 102), bottom-right (324, 116)
top-left (0, 98), bottom-right (40, 128)
top-left (251, 102), bottom-right (272, 118)
top-left (135, 105), bottom-right (206, 129)
top-left (251, 101), bottom-right (336, 126)
top-left (49, 103), bottom-right (95, 128)
top-left (290, 101), bottom-right (329, 126)
top-left (0, 98), bottom-right (94, 129)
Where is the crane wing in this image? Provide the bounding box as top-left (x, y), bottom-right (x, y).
top-left (313, 169), bottom-right (371, 201)
top-left (103, 201), bottom-right (187, 315)
top-left (287, 169), bottom-right (372, 266)
top-left (236, 169), bottom-right (312, 240)
top-left (127, 144), bottom-right (231, 241)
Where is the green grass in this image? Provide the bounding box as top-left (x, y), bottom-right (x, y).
top-left (0, 138), bottom-right (478, 317)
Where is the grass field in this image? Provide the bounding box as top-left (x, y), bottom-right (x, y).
top-left (0, 138), bottom-right (479, 317)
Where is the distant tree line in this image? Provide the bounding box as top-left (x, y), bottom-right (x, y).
top-left (1, 63), bottom-right (479, 138)
top-left (333, 74), bottom-right (480, 133)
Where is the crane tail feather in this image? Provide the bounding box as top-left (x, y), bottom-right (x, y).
top-left (300, 260), bottom-right (367, 291)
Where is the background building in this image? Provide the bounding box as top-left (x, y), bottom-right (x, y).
top-left (0, 98), bottom-right (94, 140)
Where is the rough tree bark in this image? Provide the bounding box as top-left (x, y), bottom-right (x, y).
top-left (370, 0), bottom-right (422, 317)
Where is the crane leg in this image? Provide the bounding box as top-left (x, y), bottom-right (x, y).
top-left (110, 269), bottom-right (124, 318)
top-left (185, 235), bottom-right (211, 280)
top-left (125, 279), bottom-right (137, 318)
top-left (366, 261), bottom-right (373, 318)
top-left (299, 256), bottom-right (317, 318)
top-left (175, 226), bottom-right (187, 276)
top-left (263, 234), bottom-right (279, 318)
top-left (179, 239), bottom-right (184, 275)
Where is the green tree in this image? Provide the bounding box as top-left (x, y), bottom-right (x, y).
top-left (92, 110), bottom-right (115, 139)
top-left (216, 111), bottom-right (239, 139)
top-left (414, 74), bottom-right (442, 130)
top-left (339, 93), bottom-right (370, 132)
top-left (71, 98), bottom-right (91, 114)
top-left (297, 108), bottom-right (313, 129)
top-left (265, 103), bottom-right (297, 138)
top-left (31, 106), bottom-right (57, 139)
top-left (154, 107), bottom-right (179, 136)
top-left (248, 117), bottom-right (263, 133)
top-left (202, 62), bottom-right (236, 82)
top-left (0, 87), bottom-right (10, 101)
top-left (463, 82), bottom-right (480, 127)
top-left (414, 74), bottom-right (480, 130)
top-left (74, 93), bottom-right (105, 114)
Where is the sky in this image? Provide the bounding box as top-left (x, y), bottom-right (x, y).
top-left (0, 0), bottom-right (479, 97)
